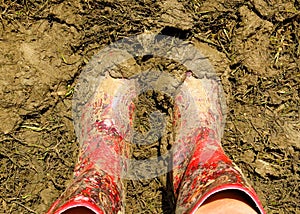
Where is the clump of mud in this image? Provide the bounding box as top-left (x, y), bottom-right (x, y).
top-left (115, 57), bottom-right (188, 213)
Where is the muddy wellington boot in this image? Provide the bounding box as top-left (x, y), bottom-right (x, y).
top-left (46, 76), bottom-right (132, 214)
top-left (172, 73), bottom-right (266, 214)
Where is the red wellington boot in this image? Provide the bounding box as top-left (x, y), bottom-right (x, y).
top-left (47, 75), bottom-right (133, 214)
top-left (172, 73), bottom-right (266, 214)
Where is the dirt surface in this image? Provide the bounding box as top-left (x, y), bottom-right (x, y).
top-left (0, 0), bottom-right (299, 213)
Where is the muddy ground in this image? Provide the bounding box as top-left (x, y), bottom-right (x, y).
top-left (0, 0), bottom-right (299, 213)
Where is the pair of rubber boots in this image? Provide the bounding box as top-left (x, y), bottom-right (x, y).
top-left (47, 72), bottom-right (265, 214)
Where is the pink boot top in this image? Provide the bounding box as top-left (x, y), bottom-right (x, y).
top-left (46, 167), bottom-right (121, 214)
top-left (175, 128), bottom-right (265, 214)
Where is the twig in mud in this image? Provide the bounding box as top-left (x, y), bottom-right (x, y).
top-left (20, 124), bottom-right (64, 132)
top-left (194, 34), bottom-right (219, 47)
top-left (3, 135), bottom-right (46, 150)
top-left (12, 201), bottom-right (37, 214)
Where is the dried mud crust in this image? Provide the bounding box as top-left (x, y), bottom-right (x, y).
top-left (0, 0), bottom-right (299, 214)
